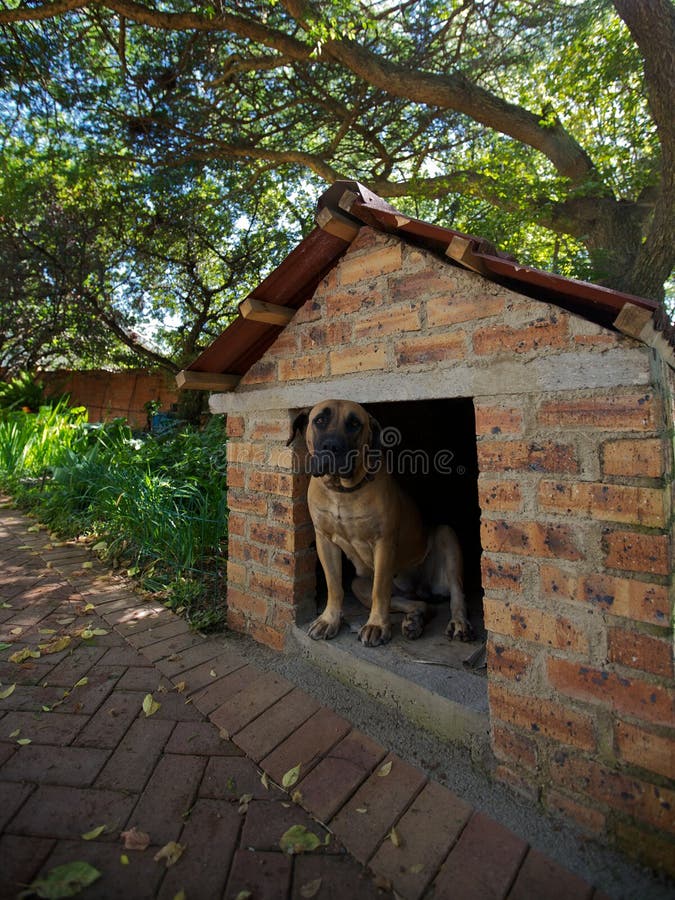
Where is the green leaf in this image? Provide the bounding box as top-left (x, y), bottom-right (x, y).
top-left (281, 763), bottom-right (301, 789)
top-left (81, 824), bottom-right (106, 840)
top-left (0, 642), bottom-right (11, 650)
top-left (17, 737), bottom-right (32, 745)
top-left (0, 683), bottom-right (16, 699)
top-left (9, 648), bottom-right (40, 663)
top-left (19, 861), bottom-right (101, 898)
top-left (142, 694), bottom-right (160, 717)
top-left (279, 825), bottom-right (322, 855)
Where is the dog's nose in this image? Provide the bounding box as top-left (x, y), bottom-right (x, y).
top-left (321, 438), bottom-right (343, 454)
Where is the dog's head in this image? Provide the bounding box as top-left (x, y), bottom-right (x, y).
top-left (288, 400), bottom-right (381, 481)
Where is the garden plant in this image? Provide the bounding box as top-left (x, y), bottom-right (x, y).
top-left (0, 380), bottom-right (228, 632)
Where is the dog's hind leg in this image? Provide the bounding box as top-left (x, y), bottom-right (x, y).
top-left (426, 526), bottom-right (473, 642)
top-left (392, 594), bottom-right (435, 640)
top-left (352, 578), bottom-right (432, 641)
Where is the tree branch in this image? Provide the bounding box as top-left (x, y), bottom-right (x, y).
top-left (1, 0), bottom-right (599, 185)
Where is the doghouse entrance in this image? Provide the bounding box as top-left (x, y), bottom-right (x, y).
top-left (300, 397), bottom-right (487, 724)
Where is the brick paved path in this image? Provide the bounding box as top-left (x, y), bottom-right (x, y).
top-left (0, 505), bottom-right (604, 899)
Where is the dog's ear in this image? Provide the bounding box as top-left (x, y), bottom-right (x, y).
top-left (367, 415), bottom-right (382, 452)
top-left (287, 409), bottom-right (310, 446)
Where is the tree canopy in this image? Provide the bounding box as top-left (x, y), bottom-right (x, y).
top-left (1, 0), bottom-right (673, 375)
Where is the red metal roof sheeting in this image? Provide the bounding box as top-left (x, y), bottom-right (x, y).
top-left (187, 180), bottom-right (666, 378)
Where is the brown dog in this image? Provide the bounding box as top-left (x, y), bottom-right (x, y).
top-left (288, 400), bottom-right (472, 647)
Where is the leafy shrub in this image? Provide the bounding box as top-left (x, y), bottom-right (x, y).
top-left (0, 371), bottom-right (65, 412)
top-left (1, 407), bottom-right (229, 632)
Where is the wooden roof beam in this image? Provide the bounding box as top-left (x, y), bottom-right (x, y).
top-left (176, 370), bottom-right (241, 391)
top-left (445, 235), bottom-right (487, 275)
top-left (316, 205), bottom-right (361, 241)
top-left (239, 296), bottom-right (296, 326)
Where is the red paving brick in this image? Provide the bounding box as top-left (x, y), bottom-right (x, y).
top-left (180, 653), bottom-right (249, 695)
top-left (95, 717), bottom-right (175, 791)
top-left (211, 669), bottom-right (294, 736)
top-left (260, 707), bottom-right (352, 785)
top-left (331, 752), bottom-right (427, 864)
top-left (154, 638), bottom-right (229, 678)
top-left (292, 855), bottom-right (393, 900)
top-left (297, 728), bottom-right (387, 823)
top-left (508, 848), bottom-right (594, 900)
top-left (192, 663), bottom-right (259, 715)
top-left (431, 811), bottom-right (528, 900)
top-left (128, 753), bottom-right (206, 845)
top-left (9, 785), bottom-right (137, 839)
top-left (239, 798), bottom-right (336, 853)
top-left (235, 686), bottom-right (322, 762)
top-left (1, 744), bottom-right (109, 786)
top-left (157, 798), bottom-right (242, 900)
top-left (165, 720), bottom-right (244, 757)
top-left (370, 780), bottom-right (472, 900)
top-left (0, 505), bottom-right (606, 900)
top-left (199, 756), bottom-right (283, 801)
top-left (38, 839), bottom-right (165, 900)
top-left (0, 834), bottom-right (55, 897)
top-left (225, 849), bottom-right (293, 900)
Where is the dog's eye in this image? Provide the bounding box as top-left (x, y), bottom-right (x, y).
top-left (345, 416), bottom-right (362, 432)
top-left (313, 415), bottom-right (328, 428)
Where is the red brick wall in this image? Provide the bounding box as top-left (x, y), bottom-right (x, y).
top-left (41, 369), bottom-right (179, 427)
top-left (222, 228), bottom-right (674, 871)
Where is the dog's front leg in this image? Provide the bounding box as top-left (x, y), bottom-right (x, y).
top-left (359, 539), bottom-right (395, 647)
top-left (307, 531), bottom-right (344, 640)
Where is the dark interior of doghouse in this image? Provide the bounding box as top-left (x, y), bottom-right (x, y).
top-left (311, 397), bottom-right (486, 678)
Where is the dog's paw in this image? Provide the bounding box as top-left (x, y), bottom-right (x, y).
top-left (446, 617), bottom-right (473, 642)
top-left (358, 622), bottom-right (392, 647)
top-left (307, 615), bottom-right (341, 640)
top-left (401, 610), bottom-right (425, 640)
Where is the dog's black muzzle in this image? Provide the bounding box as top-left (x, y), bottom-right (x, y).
top-left (310, 435), bottom-right (359, 478)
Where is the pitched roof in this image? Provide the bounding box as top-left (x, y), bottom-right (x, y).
top-left (178, 180), bottom-right (671, 389)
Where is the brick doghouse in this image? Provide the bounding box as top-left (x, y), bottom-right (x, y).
top-left (178, 181), bottom-right (674, 874)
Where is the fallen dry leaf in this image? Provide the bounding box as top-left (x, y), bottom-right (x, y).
top-left (0, 683), bottom-right (16, 700)
top-left (154, 841), bottom-right (185, 868)
top-left (142, 694), bottom-right (161, 717)
top-left (291, 789), bottom-right (303, 804)
top-left (39, 635), bottom-right (72, 654)
top-left (238, 793), bottom-right (253, 815)
top-left (282, 763), bottom-right (301, 789)
top-left (408, 863), bottom-right (424, 874)
top-left (174, 681), bottom-right (186, 694)
top-left (82, 824), bottom-right (107, 841)
top-left (121, 826), bottom-right (151, 851)
top-left (23, 860), bottom-right (101, 897)
top-left (260, 771), bottom-right (270, 791)
top-left (10, 627), bottom-right (23, 635)
top-left (389, 826), bottom-right (401, 848)
top-left (377, 760), bottom-right (393, 777)
top-left (16, 737), bottom-right (32, 745)
top-left (9, 647), bottom-right (40, 663)
top-left (279, 825), bottom-right (322, 855)
top-left (300, 877), bottom-right (322, 898)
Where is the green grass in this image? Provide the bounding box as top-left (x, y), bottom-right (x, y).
top-left (0, 405), bottom-right (229, 632)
